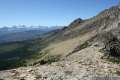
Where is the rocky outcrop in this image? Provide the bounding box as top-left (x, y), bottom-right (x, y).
top-left (68, 18), bottom-right (83, 27)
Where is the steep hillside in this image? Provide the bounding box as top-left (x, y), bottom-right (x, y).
top-left (40, 5), bottom-right (120, 60)
top-left (0, 38), bottom-right (46, 70)
top-left (1, 5), bottom-right (120, 80)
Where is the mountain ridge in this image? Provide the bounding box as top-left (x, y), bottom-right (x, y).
top-left (1, 4), bottom-right (120, 80)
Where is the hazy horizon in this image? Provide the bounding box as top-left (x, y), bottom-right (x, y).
top-left (0, 0), bottom-right (119, 27)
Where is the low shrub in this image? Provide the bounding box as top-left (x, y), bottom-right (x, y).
top-left (39, 55), bottom-right (61, 65)
top-left (101, 31), bottom-right (120, 57)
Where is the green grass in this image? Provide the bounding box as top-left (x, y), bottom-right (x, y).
top-left (0, 38), bottom-right (50, 70)
top-left (39, 55), bottom-right (61, 65)
top-left (0, 44), bottom-right (23, 53)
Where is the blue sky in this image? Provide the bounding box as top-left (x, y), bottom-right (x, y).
top-left (0, 0), bottom-right (119, 27)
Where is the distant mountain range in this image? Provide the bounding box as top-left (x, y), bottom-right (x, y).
top-left (0, 25), bottom-right (63, 43)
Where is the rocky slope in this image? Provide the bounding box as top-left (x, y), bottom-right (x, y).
top-left (1, 5), bottom-right (120, 80)
top-left (0, 44), bottom-right (120, 80)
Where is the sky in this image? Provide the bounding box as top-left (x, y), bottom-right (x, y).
top-left (0, 0), bottom-right (119, 27)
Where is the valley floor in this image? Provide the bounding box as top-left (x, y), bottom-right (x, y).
top-left (0, 44), bottom-right (120, 80)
